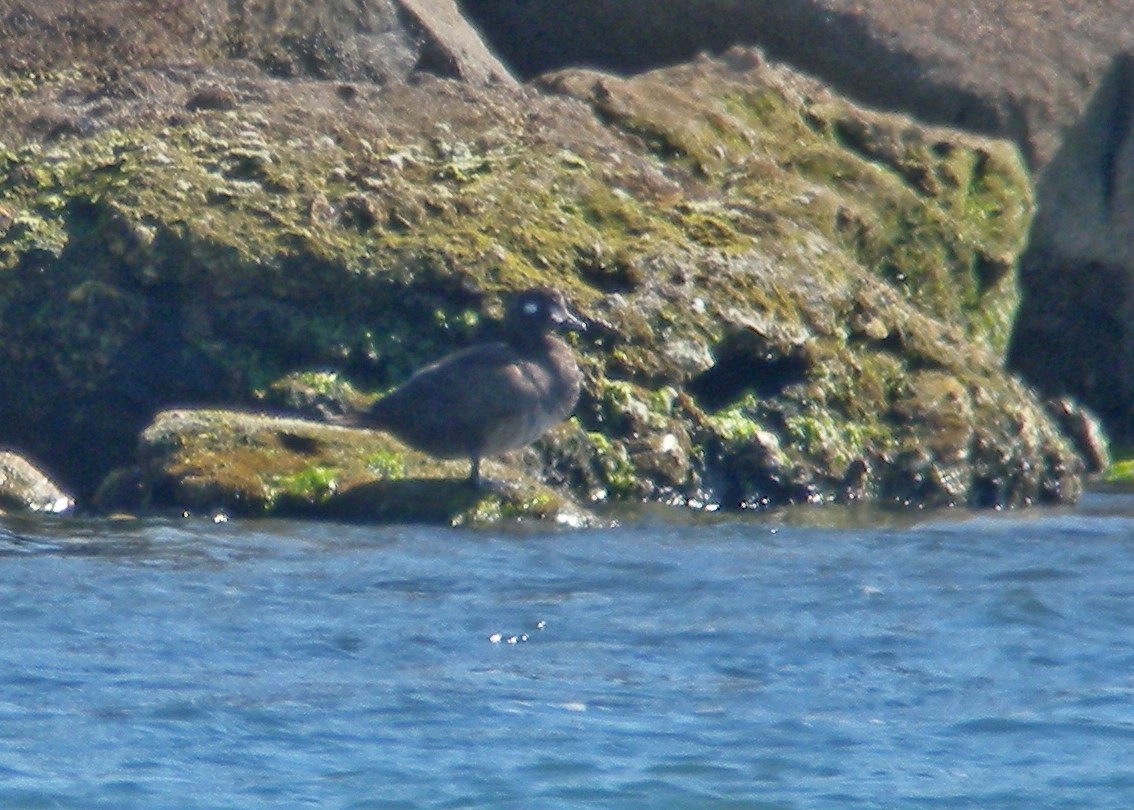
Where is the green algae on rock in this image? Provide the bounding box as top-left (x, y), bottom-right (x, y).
top-left (0, 47), bottom-right (1087, 517)
top-left (95, 409), bottom-right (593, 526)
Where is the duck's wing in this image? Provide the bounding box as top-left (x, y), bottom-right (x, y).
top-left (364, 344), bottom-right (545, 456)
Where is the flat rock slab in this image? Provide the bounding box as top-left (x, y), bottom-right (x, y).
top-left (96, 409), bottom-right (592, 527)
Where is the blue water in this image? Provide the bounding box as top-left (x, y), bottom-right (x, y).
top-left (2, 494), bottom-right (1134, 809)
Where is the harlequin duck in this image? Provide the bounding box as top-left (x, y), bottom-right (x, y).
top-left (333, 287), bottom-right (585, 485)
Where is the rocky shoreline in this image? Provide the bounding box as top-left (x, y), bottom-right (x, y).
top-left (0, 1), bottom-right (1124, 523)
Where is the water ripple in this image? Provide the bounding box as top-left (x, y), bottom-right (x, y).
top-left (1, 498), bottom-right (1134, 807)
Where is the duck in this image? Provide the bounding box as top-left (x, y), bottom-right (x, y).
top-left (330, 287), bottom-right (585, 486)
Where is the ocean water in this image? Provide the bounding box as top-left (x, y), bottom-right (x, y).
top-left (2, 493), bottom-right (1134, 808)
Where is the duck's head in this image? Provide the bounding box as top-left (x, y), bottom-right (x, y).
top-left (506, 287), bottom-right (586, 337)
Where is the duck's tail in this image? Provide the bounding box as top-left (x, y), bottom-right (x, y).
top-left (317, 405), bottom-right (367, 428)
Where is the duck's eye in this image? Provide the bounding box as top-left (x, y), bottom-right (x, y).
top-left (522, 301), bottom-right (540, 316)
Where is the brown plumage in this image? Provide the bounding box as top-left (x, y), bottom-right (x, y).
top-left (332, 287), bottom-right (585, 485)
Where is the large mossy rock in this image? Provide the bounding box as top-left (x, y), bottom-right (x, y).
top-left (0, 47), bottom-right (1084, 515)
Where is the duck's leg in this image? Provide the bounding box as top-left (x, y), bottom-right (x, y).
top-left (467, 456), bottom-right (481, 488)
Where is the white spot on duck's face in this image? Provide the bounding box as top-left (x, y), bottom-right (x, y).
top-left (522, 301), bottom-right (540, 316)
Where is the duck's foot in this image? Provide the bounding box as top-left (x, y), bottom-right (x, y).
top-left (465, 466), bottom-right (524, 498)
top-left (467, 475), bottom-right (512, 496)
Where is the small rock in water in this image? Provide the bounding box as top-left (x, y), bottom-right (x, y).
top-left (0, 452), bottom-right (74, 515)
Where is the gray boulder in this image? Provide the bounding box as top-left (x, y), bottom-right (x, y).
top-left (1009, 53), bottom-right (1134, 445)
top-left (462, 0), bottom-right (1134, 168)
top-left (0, 0), bottom-right (514, 86)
